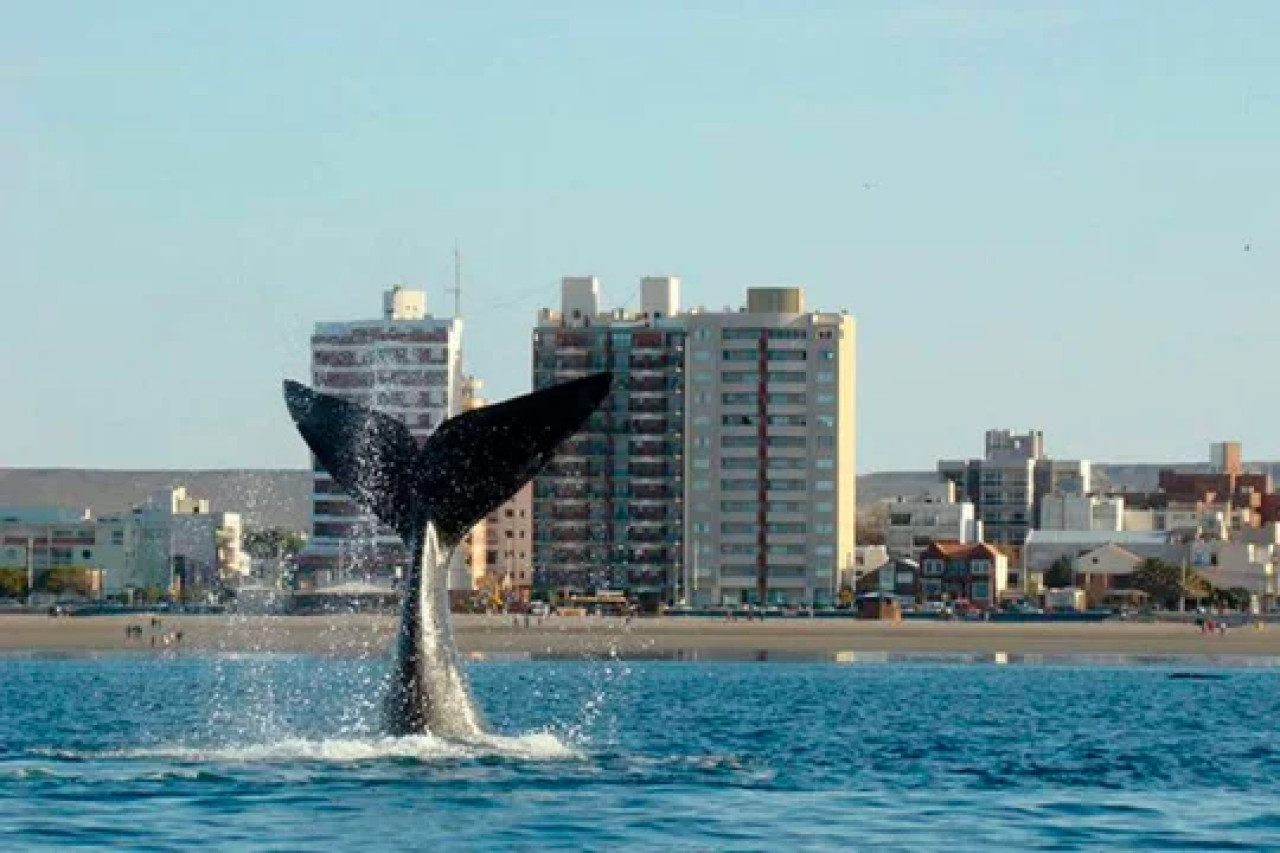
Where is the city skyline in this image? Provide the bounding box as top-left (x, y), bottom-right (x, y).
top-left (5, 2), bottom-right (1278, 472)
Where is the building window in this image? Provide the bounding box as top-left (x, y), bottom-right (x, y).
top-left (973, 581), bottom-right (990, 601)
top-left (971, 559), bottom-right (991, 576)
top-left (815, 480), bottom-right (834, 492)
top-left (722, 522), bottom-right (758, 535)
top-left (923, 559), bottom-right (944, 576)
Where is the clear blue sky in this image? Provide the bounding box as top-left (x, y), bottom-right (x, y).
top-left (4, 1), bottom-right (1277, 473)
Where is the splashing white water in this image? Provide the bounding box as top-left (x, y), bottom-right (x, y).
top-left (95, 731), bottom-right (580, 764)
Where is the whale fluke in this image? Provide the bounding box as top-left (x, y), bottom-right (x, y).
top-left (283, 371), bottom-right (613, 737)
top-left (283, 372), bottom-right (612, 548)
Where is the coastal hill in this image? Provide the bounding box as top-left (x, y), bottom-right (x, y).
top-left (7, 464), bottom-right (1268, 533)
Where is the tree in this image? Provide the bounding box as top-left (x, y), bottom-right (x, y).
top-left (136, 586), bottom-right (168, 605)
top-left (242, 527), bottom-right (306, 560)
top-left (857, 504), bottom-right (889, 547)
top-left (38, 567), bottom-right (97, 598)
top-left (0, 568), bottom-right (27, 599)
top-left (1044, 556), bottom-right (1075, 589)
top-left (1129, 558), bottom-right (1208, 610)
top-left (1212, 586), bottom-right (1252, 611)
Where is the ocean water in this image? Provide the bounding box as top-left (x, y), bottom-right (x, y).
top-left (2, 653), bottom-right (1279, 851)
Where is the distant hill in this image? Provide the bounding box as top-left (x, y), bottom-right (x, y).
top-left (3, 462), bottom-right (1276, 531)
top-left (0, 469), bottom-right (311, 531)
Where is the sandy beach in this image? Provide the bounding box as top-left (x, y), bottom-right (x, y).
top-left (1, 613), bottom-right (1278, 660)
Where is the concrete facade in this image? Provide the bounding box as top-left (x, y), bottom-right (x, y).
top-left (1039, 493), bottom-right (1125, 532)
top-left (531, 278), bottom-right (857, 609)
top-left (940, 429), bottom-right (1090, 547)
top-left (883, 481), bottom-right (977, 560)
top-left (301, 286), bottom-right (464, 584)
top-left (531, 276), bottom-right (688, 606)
top-left (483, 484), bottom-right (533, 602)
top-left (683, 288), bottom-right (856, 608)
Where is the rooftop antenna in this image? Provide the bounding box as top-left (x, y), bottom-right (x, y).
top-left (447, 244), bottom-right (462, 318)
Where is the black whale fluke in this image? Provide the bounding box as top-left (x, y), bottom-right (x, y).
top-left (284, 371), bottom-right (612, 737)
top-left (283, 372), bottom-right (612, 548)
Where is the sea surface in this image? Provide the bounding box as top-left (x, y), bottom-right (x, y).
top-left (2, 650), bottom-right (1279, 851)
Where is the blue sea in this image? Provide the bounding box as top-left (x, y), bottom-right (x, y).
top-left (2, 652), bottom-right (1279, 851)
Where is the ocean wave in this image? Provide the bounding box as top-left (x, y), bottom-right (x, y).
top-left (77, 731), bottom-right (581, 765)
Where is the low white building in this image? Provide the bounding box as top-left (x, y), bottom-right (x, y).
top-left (1039, 493), bottom-right (1124, 532)
top-left (883, 482), bottom-right (977, 560)
top-left (1023, 530), bottom-right (1177, 577)
top-left (108, 488), bottom-right (248, 595)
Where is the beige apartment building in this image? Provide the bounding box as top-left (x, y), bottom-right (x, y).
top-left (483, 484), bottom-right (533, 602)
top-left (683, 288), bottom-right (857, 608)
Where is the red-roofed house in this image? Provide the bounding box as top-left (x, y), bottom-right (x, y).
top-left (917, 541), bottom-right (1009, 605)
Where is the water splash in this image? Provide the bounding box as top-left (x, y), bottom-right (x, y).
top-left (51, 732), bottom-right (581, 765)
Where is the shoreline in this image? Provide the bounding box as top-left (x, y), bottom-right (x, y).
top-left (1, 614), bottom-right (1279, 662)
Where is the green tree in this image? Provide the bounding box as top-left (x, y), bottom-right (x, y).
top-left (856, 504), bottom-right (888, 547)
top-left (242, 527), bottom-right (307, 560)
top-left (38, 567), bottom-right (97, 598)
top-left (136, 586), bottom-right (168, 605)
top-left (1044, 556), bottom-right (1075, 589)
top-left (0, 568), bottom-right (28, 599)
top-left (1212, 586), bottom-right (1253, 611)
top-left (1130, 558), bottom-right (1207, 610)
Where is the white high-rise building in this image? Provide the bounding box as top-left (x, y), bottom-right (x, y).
top-left (299, 286), bottom-right (464, 584)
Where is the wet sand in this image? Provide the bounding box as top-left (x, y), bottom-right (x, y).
top-left (1, 614), bottom-right (1278, 660)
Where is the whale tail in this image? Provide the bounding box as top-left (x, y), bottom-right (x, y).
top-left (283, 372), bottom-right (612, 549)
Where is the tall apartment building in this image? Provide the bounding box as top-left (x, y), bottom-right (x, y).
top-left (299, 286), bottom-right (464, 584)
top-left (940, 429), bottom-right (1090, 549)
top-left (531, 278), bottom-right (857, 610)
top-left (531, 276), bottom-right (687, 610)
top-left (684, 288), bottom-right (856, 608)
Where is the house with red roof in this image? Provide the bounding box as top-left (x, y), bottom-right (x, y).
top-left (917, 541), bottom-right (1009, 606)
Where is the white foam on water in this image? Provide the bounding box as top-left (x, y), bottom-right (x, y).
top-left (90, 730), bottom-right (581, 764)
